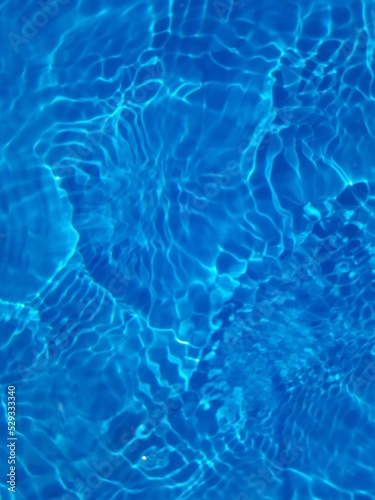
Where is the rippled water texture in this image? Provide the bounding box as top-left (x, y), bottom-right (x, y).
top-left (1, 0), bottom-right (375, 499)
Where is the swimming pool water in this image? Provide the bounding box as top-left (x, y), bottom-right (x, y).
top-left (1, 0), bottom-right (375, 499)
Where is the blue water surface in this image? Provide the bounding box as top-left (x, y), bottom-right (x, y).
top-left (1, 0), bottom-right (375, 499)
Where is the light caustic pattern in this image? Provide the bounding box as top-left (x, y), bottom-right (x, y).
top-left (1, 0), bottom-right (375, 499)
